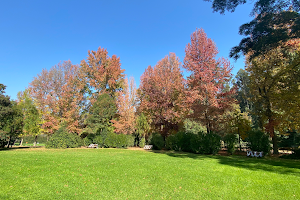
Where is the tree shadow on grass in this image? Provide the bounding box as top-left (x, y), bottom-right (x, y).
top-left (0, 146), bottom-right (30, 151)
top-left (151, 150), bottom-right (300, 176)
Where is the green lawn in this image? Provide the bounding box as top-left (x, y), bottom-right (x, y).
top-left (0, 148), bottom-right (299, 199)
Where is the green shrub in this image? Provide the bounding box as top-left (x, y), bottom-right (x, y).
top-left (198, 132), bottom-right (221, 154)
top-left (246, 130), bottom-right (270, 153)
top-left (139, 137), bottom-right (145, 148)
top-left (83, 134), bottom-right (95, 146)
top-left (150, 133), bottom-right (165, 150)
top-left (223, 134), bottom-right (238, 154)
top-left (46, 126), bottom-right (83, 148)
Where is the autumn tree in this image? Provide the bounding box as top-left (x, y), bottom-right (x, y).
top-left (112, 77), bottom-right (137, 135)
top-left (80, 47), bottom-right (125, 101)
top-left (30, 61), bottom-right (84, 135)
top-left (17, 89), bottom-right (42, 146)
top-left (183, 28), bottom-right (236, 133)
top-left (139, 53), bottom-right (187, 138)
top-left (246, 39), bottom-right (300, 154)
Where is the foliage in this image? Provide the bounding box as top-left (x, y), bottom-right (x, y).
top-left (112, 77), bottom-right (137, 135)
top-left (139, 137), bottom-right (145, 148)
top-left (183, 28), bottom-right (236, 133)
top-left (205, 0), bottom-right (300, 15)
top-left (150, 133), bottom-right (165, 150)
top-left (30, 61), bottom-right (84, 135)
top-left (223, 133), bottom-right (238, 154)
top-left (279, 131), bottom-right (300, 148)
top-left (139, 53), bottom-right (187, 137)
top-left (166, 131), bottom-right (221, 154)
top-left (245, 39), bottom-right (300, 154)
top-left (45, 126), bottom-right (83, 148)
top-left (84, 93), bottom-right (117, 135)
top-left (183, 119), bottom-right (206, 134)
top-left (17, 89), bottom-right (42, 145)
top-left (246, 130), bottom-right (270, 153)
top-left (230, 11), bottom-right (300, 60)
top-left (0, 84), bottom-right (12, 129)
top-left (135, 113), bottom-right (150, 137)
top-left (80, 47), bottom-right (125, 99)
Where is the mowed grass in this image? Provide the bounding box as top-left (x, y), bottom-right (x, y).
top-left (0, 148), bottom-right (299, 200)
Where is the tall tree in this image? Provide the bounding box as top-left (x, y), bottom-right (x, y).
top-left (30, 61), bottom-right (84, 135)
top-left (80, 47), bottom-right (125, 101)
top-left (246, 39), bottom-right (300, 154)
top-left (112, 77), bottom-right (137, 135)
top-left (183, 28), bottom-right (236, 133)
top-left (17, 89), bottom-right (42, 146)
top-left (139, 53), bottom-right (187, 137)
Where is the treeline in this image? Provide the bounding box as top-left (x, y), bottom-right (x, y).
top-left (1, 28), bottom-right (300, 155)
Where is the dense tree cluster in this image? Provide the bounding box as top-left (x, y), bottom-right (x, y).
top-left (1, 19), bottom-right (299, 156)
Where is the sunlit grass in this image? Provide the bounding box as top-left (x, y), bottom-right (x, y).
top-left (0, 148), bottom-right (299, 199)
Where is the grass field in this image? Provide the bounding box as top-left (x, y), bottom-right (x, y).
top-left (0, 148), bottom-right (299, 199)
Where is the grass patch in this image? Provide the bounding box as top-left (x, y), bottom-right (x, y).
top-left (0, 148), bottom-right (299, 199)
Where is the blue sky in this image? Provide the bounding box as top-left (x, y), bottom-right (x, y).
top-left (0, 0), bottom-right (253, 100)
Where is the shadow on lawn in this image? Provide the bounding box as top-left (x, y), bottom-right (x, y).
top-left (0, 146), bottom-right (42, 151)
top-left (152, 150), bottom-right (300, 176)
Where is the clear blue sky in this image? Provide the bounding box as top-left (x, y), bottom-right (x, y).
top-left (0, 0), bottom-right (254, 100)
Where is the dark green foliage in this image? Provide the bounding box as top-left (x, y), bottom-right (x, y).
top-left (85, 93), bottom-right (117, 135)
top-left (279, 131), bottom-right (300, 148)
top-left (281, 148), bottom-right (300, 159)
top-left (84, 129), bottom-right (134, 148)
top-left (46, 126), bottom-right (83, 148)
top-left (230, 11), bottom-right (300, 60)
top-left (198, 132), bottom-right (222, 154)
top-left (223, 134), bottom-right (238, 154)
top-left (205, 0), bottom-right (300, 15)
top-left (246, 130), bottom-right (270, 153)
top-left (150, 133), bottom-right (165, 150)
top-left (166, 131), bottom-right (221, 154)
top-left (21, 135), bottom-right (48, 144)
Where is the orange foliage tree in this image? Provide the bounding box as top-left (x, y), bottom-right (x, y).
top-left (30, 61), bottom-right (84, 135)
top-left (112, 77), bottom-right (137, 135)
top-left (183, 28), bottom-right (236, 133)
top-left (138, 53), bottom-right (188, 137)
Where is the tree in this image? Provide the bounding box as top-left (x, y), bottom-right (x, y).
top-left (80, 47), bottom-right (125, 101)
top-left (205, 0), bottom-right (300, 60)
top-left (112, 77), bottom-right (137, 135)
top-left (84, 93), bottom-right (117, 135)
top-left (30, 61), bottom-right (84, 135)
top-left (205, 0), bottom-right (300, 15)
top-left (246, 39), bottom-right (300, 154)
top-left (139, 53), bottom-right (187, 137)
top-left (17, 89), bottom-right (42, 146)
top-left (2, 101), bottom-right (23, 148)
top-left (183, 28), bottom-right (236, 133)
top-left (230, 11), bottom-right (300, 60)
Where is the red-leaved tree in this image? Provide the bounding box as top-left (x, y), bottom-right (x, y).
top-left (139, 53), bottom-right (188, 137)
top-left (183, 28), bottom-right (236, 133)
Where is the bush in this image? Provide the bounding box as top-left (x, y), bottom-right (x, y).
top-left (139, 137), bottom-right (145, 148)
top-left (46, 126), bottom-right (83, 148)
top-left (223, 134), bottom-right (238, 154)
top-left (246, 130), bottom-right (270, 153)
top-left (166, 132), bottom-right (194, 152)
top-left (150, 133), bottom-right (165, 150)
top-left (198, 132), bottom-right (221, 154)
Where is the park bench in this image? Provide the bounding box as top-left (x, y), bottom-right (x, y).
top-left (247, 151), bottom-right (263, 157)
top-left (144, 145), bottom-right (153, 150)
top-left (88, 144), bottom-right (98, 149)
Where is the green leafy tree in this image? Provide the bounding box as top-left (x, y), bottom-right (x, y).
top-left (17, 89), bottom-right (42, 146)
top-left (135, 113), bottom-right (150, 146)
top-left (246, 39), bottom-right (300, 154)
top-left (84, 93), bottom-right (117, 135)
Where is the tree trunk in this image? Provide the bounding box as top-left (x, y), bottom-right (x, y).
top-left (272, 133), bottom-right (279, 154)
top-left (6, 135), bottom-right (11, 148)
top-left (20, 137), bottom-right (23, 146)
